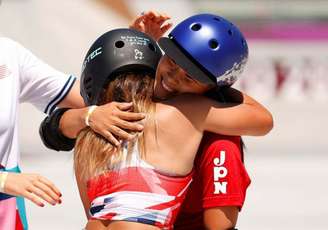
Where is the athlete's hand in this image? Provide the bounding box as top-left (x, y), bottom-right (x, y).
top-left (4, 172), bottom-right (62, 207)
top-left (130, 10), bottom-right (172, 41)
top-left (88, 102), bottom-right (145, 146)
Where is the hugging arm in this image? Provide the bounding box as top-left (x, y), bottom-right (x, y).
top-left (180, 91), bottom-right (273, 136)
top-left (130, 12), bottom-right (273, 136)
top-left (210, 87), bottom-right (273, 136)
top-left (40, 102), bottom-right (145, 150)
top-left (56, 80), bottom-right (85, 109)
top-left (204, 91), bottom-right (273, 136)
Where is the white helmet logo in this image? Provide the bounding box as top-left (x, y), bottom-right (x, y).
top-left (134, 49), bottom-right (144, 60)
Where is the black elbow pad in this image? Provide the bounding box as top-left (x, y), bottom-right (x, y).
top-left (39, 108), bottom-right (76, 151)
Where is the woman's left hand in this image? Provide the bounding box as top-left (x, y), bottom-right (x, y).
top-left (4, 172), bottom-right (62, 207)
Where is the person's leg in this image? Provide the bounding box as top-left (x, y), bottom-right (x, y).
top-left (174, 211), bottom-right (205, 230)
top-left (109, 221), bottom-right (160, 230)
top-left (203, 206), bottom-right (239, 230)
top-left (86, 220), bottom-right (160, 230)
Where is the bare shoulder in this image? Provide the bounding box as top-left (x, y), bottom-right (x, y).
top-left (154, 96), bottom-right (206, 135)
top-left (156, 94), bottom-right (215, 126)
top-left (164, 94), bottom-right (224, 113)
top-left (164, 93), bottom-right (212, 107)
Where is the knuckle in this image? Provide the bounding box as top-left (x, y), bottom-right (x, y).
top-left (26, 185), bottom-right (34, 191)
top-left (110, 125), bottom-right (118, 131)
top-left (113, 129), bottom-right (121, 135)
top-left (116, 129), bottom-right (123, 135)
top-left (106, 131), bottom-right (114, 138)
top-left (111, 110), bottom-right (117, 116)
top-left (48, 182), bottom-right (54, 187)
top-left (110, 103), bottom-right (117, 109)
top-left (111, 116), bottom-right (119, 123)
top-left (107, 104), bottom-right (114, 111)
top-left (123, 133), bottom-right (131, 139)
top-left (32, 180), bottom-right (38, 186)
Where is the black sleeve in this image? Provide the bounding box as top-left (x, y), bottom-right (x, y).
top-left (204, 86), bottom-right (244, 104)
top-left (204, 86), bottom-right (246, 151)
top-left (39, 108), bottom-right (76, 151)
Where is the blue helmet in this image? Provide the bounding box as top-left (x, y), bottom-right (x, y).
top-left (158, 13), bottom-right (248, 87)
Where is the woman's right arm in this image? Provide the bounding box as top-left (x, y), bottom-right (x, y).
top-left (179, 91), bottom-right (273, 136)
top-left (201, 89), bottom-right (273, 136)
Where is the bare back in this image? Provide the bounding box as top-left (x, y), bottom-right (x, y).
top-left (143, 94), bottom-right (207, 176)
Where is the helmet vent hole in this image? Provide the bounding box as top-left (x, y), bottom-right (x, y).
top-left (115, 40), bottom-right (125, 48)
top-left (191, 23), bottom-right (202, 31)
top-left (213, 17), bottom-right (221, 21)
top-left (148, 43), bottom-right (155, 52)
top-left (209, 39), bottom-right (219, 50)
top-left (242, 39), bottom-right (247, 46)
top-left (228, 29), bottom-right (233, 36)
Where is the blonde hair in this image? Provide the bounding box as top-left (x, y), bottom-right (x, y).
top-left (74, 73), bottom-right (155, 181)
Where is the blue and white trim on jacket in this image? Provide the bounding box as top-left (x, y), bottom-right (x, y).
top-left (44, 75), bottom-right (76, 114)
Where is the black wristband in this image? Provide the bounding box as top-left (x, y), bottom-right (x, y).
top-left (39, 108), bottom-right (76, 151)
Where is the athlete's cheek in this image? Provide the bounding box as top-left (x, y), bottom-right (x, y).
top-left (181, 75), bottom-right (194, 84)
top-left (183, 84), bottom-right (201, 94)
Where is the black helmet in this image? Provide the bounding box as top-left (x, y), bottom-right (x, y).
top-left (80, 28), bottom-right (162, 105)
